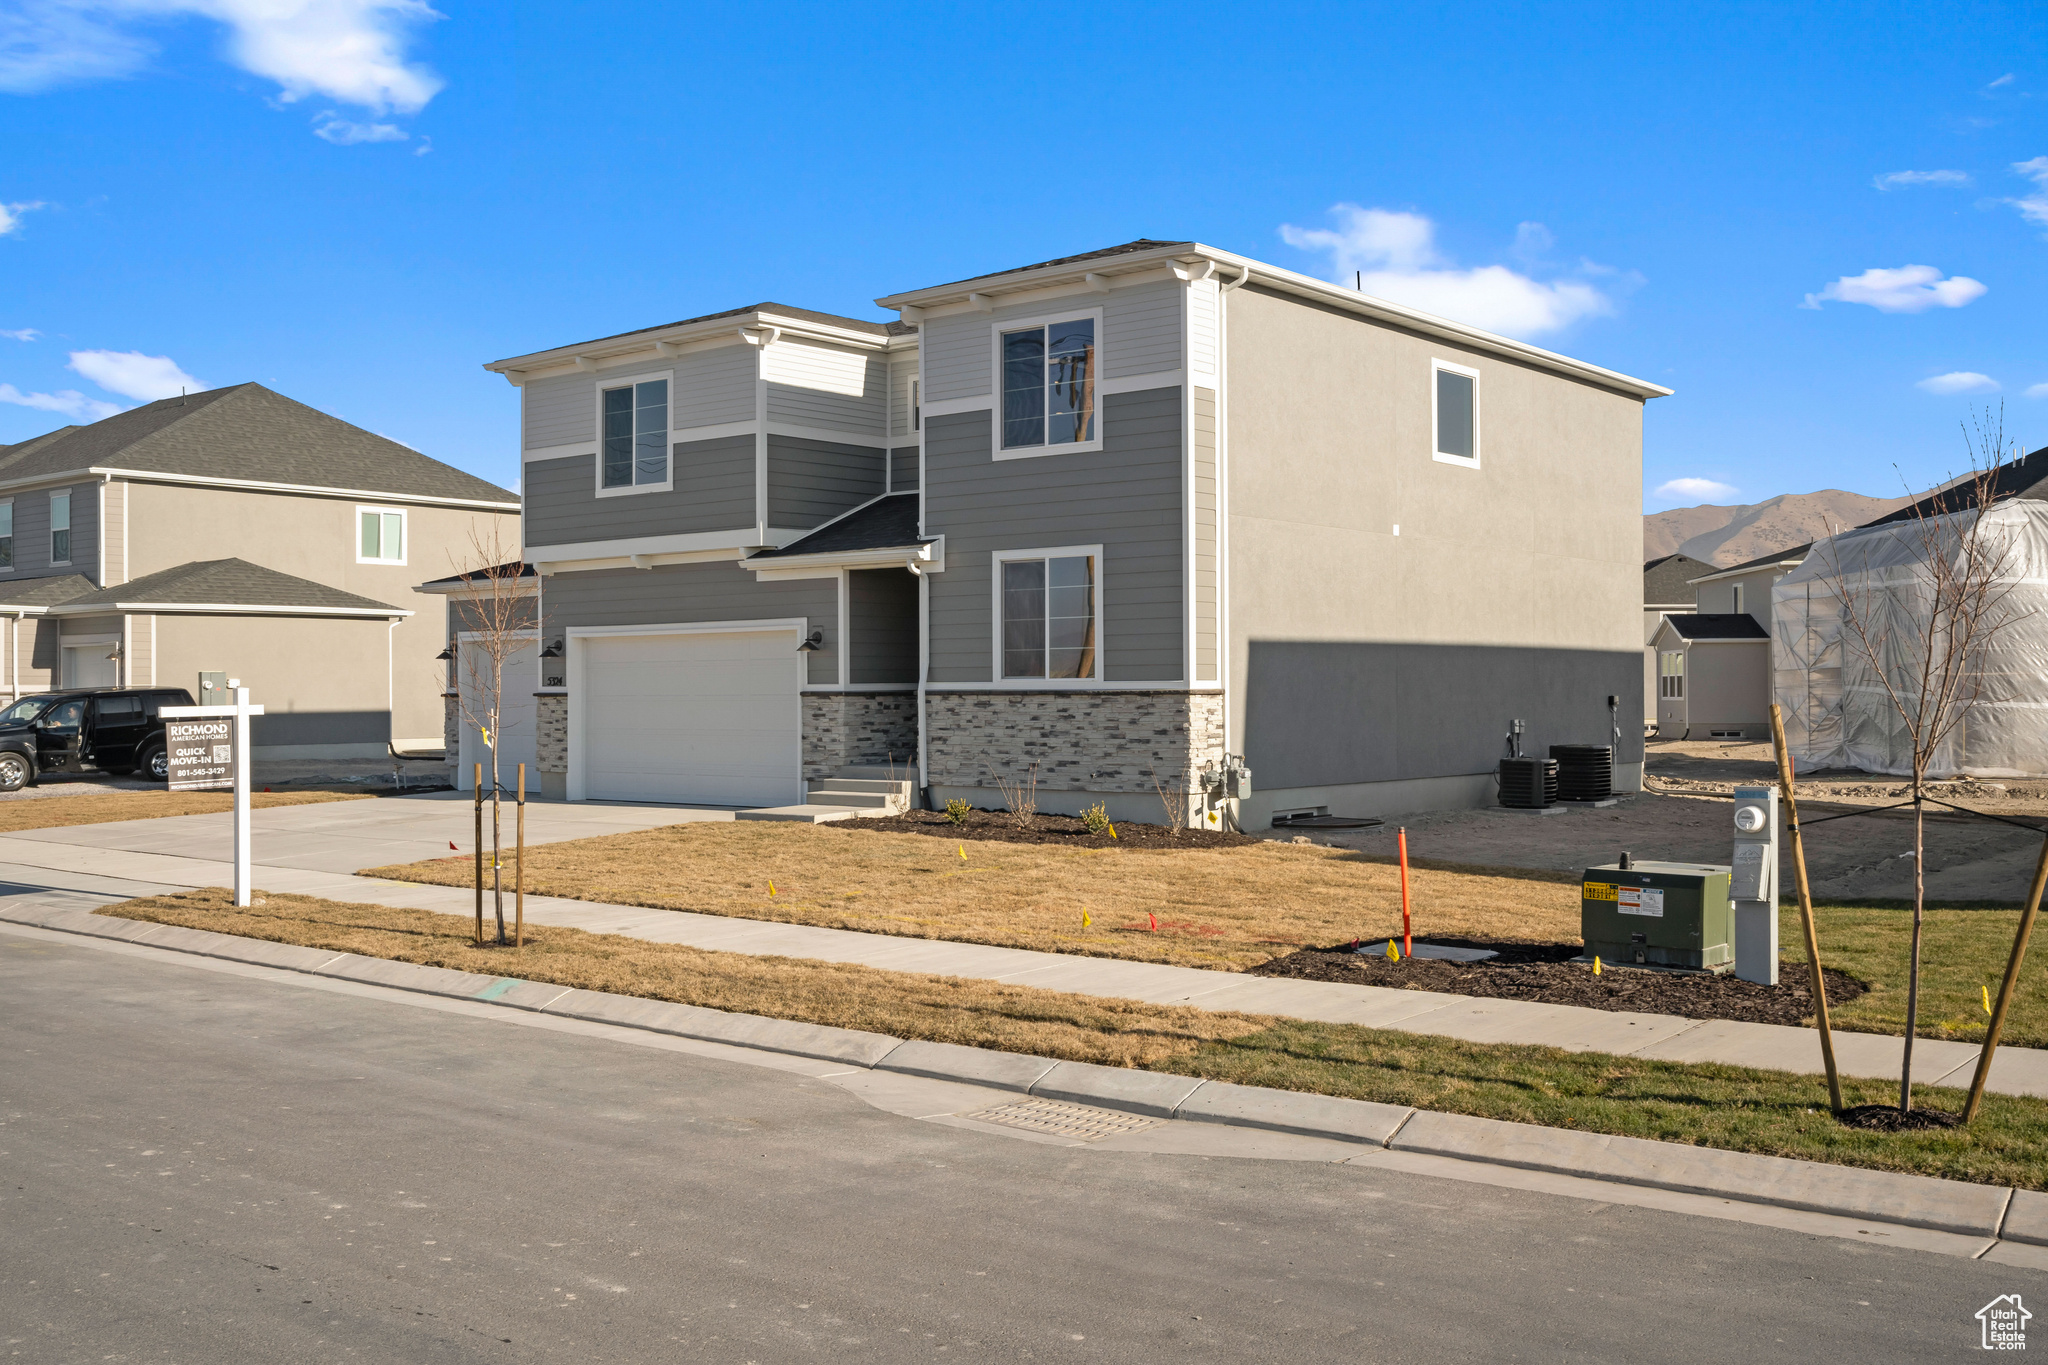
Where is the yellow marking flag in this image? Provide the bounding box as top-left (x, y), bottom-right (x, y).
top-left (1986, 985), bottom-right (1995, 1017)
top-left (1081, 909), bottom-right (1093, 928)
top-left (1593, 955), bottom-right (1602, 975)
top-left (768, 880), bottom-right (776, 897)
top-left (958, 844), bottom-right (967, 860)
top-left (1385, 938), bottom-right (1399, 962)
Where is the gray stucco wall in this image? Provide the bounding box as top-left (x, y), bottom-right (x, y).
top-left (1225, 282), bottom-right (1649, 795)
top-left (523, 435), bottom-right (757, 550)
top-left (848, 568), bottom-right (918, 684)
top-left (540, 560), bottom-right (840, 686)
top-left (923, 386), bottom-right (1185, 684)
top-left (766, 436), bottom-right (885, 529)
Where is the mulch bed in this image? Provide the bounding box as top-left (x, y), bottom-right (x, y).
top-left (1835, 1104), bottom-right (1962, 1131)
top-left (844, 806), bottom-right (1261, 849)
top-left (1250, 938), bottom-right (1869, 1027)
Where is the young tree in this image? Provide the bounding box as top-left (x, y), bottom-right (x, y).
top-left (448, 523), bottom-right (540, 946)
top-left (1816, 409), bottom-right (2028, 1110)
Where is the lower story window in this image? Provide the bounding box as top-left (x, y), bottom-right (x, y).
top-left (1001, 551), bottom-right (1097, 680)
top-left (1659, 651), bottom-right (1685, 699)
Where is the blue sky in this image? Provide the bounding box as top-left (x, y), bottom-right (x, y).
top-left (1, 1), bottom-right (2044, 512)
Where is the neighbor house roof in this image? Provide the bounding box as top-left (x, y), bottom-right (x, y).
top-left (1687, 544), bottom-right (1814, 585)
top-left (1644, 553), bottom-right (1711, 605)
top-left (749, 493), bottom-right (929, 560)
top-left (47, 558), bottom-right (410, 618)
top-left (414, 561), bottom-right (538, 595)
top-left (1659, 613), bottom-right (1770, 641)
top-left (0, 573), bottom-right (95, 612)
top-left (0, 384), bottom-right (518, 507)
top-left (1861, 443), bottom-right (2048, 527)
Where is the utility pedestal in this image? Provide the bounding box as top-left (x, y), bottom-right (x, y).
top-left (1731, 784), bottom-right (1779, 985)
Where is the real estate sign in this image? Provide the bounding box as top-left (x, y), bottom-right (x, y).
top-left (166, 718), bottom-right (235, 791)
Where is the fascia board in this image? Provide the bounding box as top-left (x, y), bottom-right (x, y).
top-left (487, 312), bottom-right (893, 378)
top-left (1686, 560), bottom-right (1805, 585)
top-left (879, 242), bottom-right (1673, 402)
top-left (743, 540), bottom-right (942, 575)
top-left (48, 601), bottom-right (413, 618)
top-left (86, 467), bottom-right (518, 511)
top-left (524, 527), bottom-right (786, 563)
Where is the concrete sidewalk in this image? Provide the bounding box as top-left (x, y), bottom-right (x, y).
top-left (11, 794), bottom-right (2047, 1098)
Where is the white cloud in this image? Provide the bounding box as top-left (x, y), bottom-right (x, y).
top-left (0, 201), bottom-right (45, 237)
top-left (0, 1), bottom-right (442, 119)
top-left (2007, 157), bottom-right (2048, 229)
top-left (313, 110), bottom-right (405, 143)
top-left (1277, 205), bottom-right (1616, 340)
top-left (1917, 371), bottom-right (1999, 395)
top-left (1653, 477), bottom-right (1740, 504)
top-left (2024, 382), bottom-right (2048, 399)
top-left (68, 349), bottom-right (201, 400)
top-left (0, 328), bottom-right (38, 341)
top-left (1991, 73), bottom-right (2017, 88)
top-left (1801, 265), bottom-right (1987, 312)
top-left (1872, 169), bottom-right (1971, 190)
top-left (0, 384), bottom-right (120, 421)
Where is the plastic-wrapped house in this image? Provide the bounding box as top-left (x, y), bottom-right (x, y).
top-left (1773, 498), bottom-right (2048, 777)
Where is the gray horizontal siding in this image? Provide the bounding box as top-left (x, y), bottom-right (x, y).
top-left (767, 436), bottom-right (885, 530)
top-left (543, 560), bottom-right (839, 686)
top-left (764, 342), bottom-right (886, 436)
top-left (889, 445), bottom-right (918, 492)
top-left (922, 278), bottom-right (1183, 403)
top-left (520, 343), bottom-right (756, 452)
top-left (925, 386), bottom-right (1183, 684)
top-left (849, 568), bottom-right (918, 684)
top-left (890, 357), bottom-right (918, 439)
top-left (1, 483), bottom-right (98, 581)
top-left (523, 435), bottom-right (756, 550)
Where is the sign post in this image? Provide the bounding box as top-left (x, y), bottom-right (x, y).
top-left (160, 681), bottom-right (266, 907)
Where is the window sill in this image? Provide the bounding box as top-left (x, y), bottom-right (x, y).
top-left (595, 477), bottom-right (675, 498)
top-left (1431, 451), bottom-right (1481, 470)
top-left (993, 439), bottom-right (1104, 463)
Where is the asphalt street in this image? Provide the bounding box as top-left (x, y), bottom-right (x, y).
top-left (2, 934), bottom-right (2037, 1363)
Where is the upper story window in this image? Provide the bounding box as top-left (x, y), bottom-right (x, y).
top-left (49, 490), bottom-right (70, 564)
top-left (998, 314), bottom-right (1099, 456)
top-left (357, 506), bottom-right (407, 564)
top-left (0, 500), bottom-right (14, 570)
top-left (1432, 359), bottom-right (1480, 468)
top-left (601, 377), bottom-right (670, 492)
top-left (997, 547), bottom-right (1100, 681)
top-left (910, 378), bottom-right (921, 432)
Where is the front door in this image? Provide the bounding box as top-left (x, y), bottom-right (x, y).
top-left (36, 698), bottom-right (85, 772)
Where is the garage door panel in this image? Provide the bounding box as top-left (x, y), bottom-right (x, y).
top-left (580, 629), bottom-right (801, 806)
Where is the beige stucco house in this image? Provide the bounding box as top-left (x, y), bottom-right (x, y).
top-left (0, 383), bottom-right (518, 757)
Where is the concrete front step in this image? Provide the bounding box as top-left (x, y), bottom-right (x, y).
top-left (810, 778), bottom-right (912, 796)
top-left (734, 804), bottom-right (863, 824)
top-left (838, 765), bottom-right (919, 783)
top-left (807, 791), bottom-right (895, 809)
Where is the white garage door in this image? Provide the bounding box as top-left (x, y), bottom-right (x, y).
top-left (580, 628), bottom-right (800, 806)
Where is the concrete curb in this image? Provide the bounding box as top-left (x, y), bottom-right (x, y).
top-left (6, 901), bottom-right (2026, 1244)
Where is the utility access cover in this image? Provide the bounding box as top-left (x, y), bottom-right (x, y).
top-left (961, 1098), bottom-right (1158, 1141)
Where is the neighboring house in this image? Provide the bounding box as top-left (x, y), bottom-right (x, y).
top-left (485, 240), bottom-right (1668, 824)
top-left (1648, 544), bottom-right (1805, 741)
top-left (0, 383), bottom-right (519, 757)
top-left (1642, 552), bottom-right (1709, 725)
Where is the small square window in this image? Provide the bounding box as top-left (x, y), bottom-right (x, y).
top-left (0, 500), bottom-right (14, 570)
top-left (357, 507), bottom-right (406, 564)
top-left (1432, 361), bottom-right (1479, 467)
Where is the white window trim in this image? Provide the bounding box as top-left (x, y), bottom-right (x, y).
top-left (354, 504), bottom-right (409, 565)
top-left (592, 369), bottom-right (676, 498)
top-left (0, 496), bottom-right (15, 575)
top-left (1431, 358), bottom-right (1481, 469)
top-left (48, 488), bottom-right (71, 566)
top-left (989, 544), bottom-right (1105, 688)
top-left (989, 307), bottom-right (1106, 461)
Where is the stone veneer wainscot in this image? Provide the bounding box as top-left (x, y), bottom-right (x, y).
top-left (802, 692), bottom-right (918, 781)
top-left (924, 690), bottom-right (1225, 793)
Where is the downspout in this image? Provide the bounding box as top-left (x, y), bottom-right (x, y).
top-left (913, 562), bottom-right (929, 808)
top-left (1216, 263), bottom-right (1251, 825)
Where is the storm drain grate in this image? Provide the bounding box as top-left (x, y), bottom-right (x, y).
top-left (960, 1098), bottom-right (1159, 1141)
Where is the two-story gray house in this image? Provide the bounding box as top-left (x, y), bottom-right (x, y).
top-left (487, 240), bottom-right (1668, 825)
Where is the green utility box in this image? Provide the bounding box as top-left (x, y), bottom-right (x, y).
top-left (1581, 861), bottom-right (1734, 972)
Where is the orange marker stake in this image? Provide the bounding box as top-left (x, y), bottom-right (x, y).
top-left (1398, 826), bottom-right (1413, 960)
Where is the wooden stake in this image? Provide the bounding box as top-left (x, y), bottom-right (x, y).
top-left (1770, 703), bottom-right (1844, 1113)
top-left (1964, 832), bottom-right (2048, 1121)
top-left (516, 762), bottom-right (526, 951)
top-left (473, 762), bottom-right (483, 948)
top-left (1398, 827), bottom-right (1412, 959)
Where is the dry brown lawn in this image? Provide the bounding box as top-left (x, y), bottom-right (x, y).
top-left (362, 821), bottom-right (1582, 969)
top-left (104, 888), bottom-right (1272, 1066)
top-left (0, 788), bottom-right (366, 834)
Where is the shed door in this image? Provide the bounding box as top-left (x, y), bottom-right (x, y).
top-left (579, 629), bottom-right (800, 806)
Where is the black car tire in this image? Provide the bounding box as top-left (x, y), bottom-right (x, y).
top-left (0, 751), bottom-right (27, 792)
top-left (139, 743), bottom-right (169, 783)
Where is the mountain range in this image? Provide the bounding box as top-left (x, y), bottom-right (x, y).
top-left (1643, 490), bottom-right (1909, 567)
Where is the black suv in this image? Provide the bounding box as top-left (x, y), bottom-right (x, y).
top-left (0, 687), bottom-right (197, 791)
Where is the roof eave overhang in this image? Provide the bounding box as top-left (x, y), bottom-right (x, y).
top-left (48, 601), bottom-right (412, 619)
top-left (1686, 558), bottom-right (1805, 586)
top-left (875, 242), bottom-right (1672, 402)
top-left (743, 537), bottom-right (944, 576)
top-left (486, 308), bottom-right (910, 384)
top-left (83, 467), bottom-right (518, 511)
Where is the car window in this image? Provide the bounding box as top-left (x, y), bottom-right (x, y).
top-left (42, 701), bottom-right (84, 731)
top-left (0, 696), bottom-right (51, 724)
top-left (93, 696), bottom-right (143, 719)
